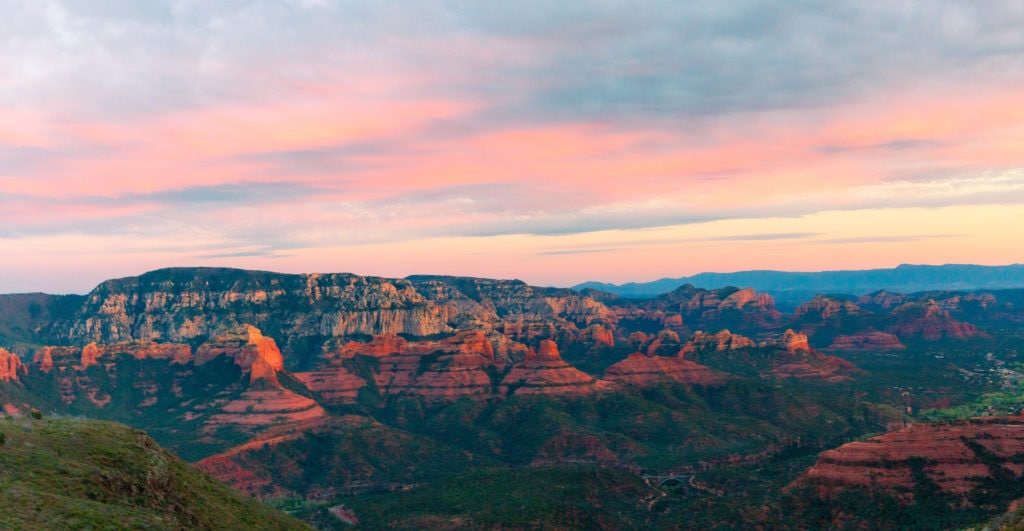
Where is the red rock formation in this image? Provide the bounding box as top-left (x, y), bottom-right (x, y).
top-left (399, 350), bottom-right (494, 400)
top-left (105, 342), bottom-right (193, 364)
top-left (645, 330), bottom-right (681, 356)
top-left (933, 292), bottom-right (997, 310)
top-left (0, 347), bottom-right (26, 382)
top-left (499, 340), bottom-right (612, 396)
top-left (796, 416), bottom-right (1024, 502)
top-left (500, 320), bottom-right (564, 343)
top-left (604, 353), bottom-right (727, 386)
top-left (32, 342), bottom-right (192, 373)
top-left (719, 288), bottom-right (775, 311)
top-left (793, 296), bottom-right (863, 320)
top-left (770, 357), bottom-right (856, 382)
top-left (891, 300), bottom-right (978, 340)
top-left (679, 330), bottom-right (755, 355)
top-left (490, 334), bottom-right (531, 364)
top-left (195, 324), bottom-right (285, 385)
top-left (324, 331), bottom-right (502, 401)
top-left (205, 388), bottom-right (326, 429)
top-left (195, 454), bottom-right (289, 498)
top-left (79, 342), bottom-right (100, 369)
top-left (293, 368), bottom-right (367, 404)
top-left (827, 331), bottom-right (906, 351)
top-left (857, 290), bottom-right (907, 309)
top-left (580, 323), bottom-right (615, 347)
top-left (32, 347), bottom-right (54, 372)
top-left (776, 329), bottom-right (811, 353)
top-left (336, 335), bottom-right (409, 358)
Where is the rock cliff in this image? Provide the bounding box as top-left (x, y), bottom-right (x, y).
top-left (792, 296), bottom-right (863, 321)
top-left (890, 300), bottom-right (979, 340)
top-left (604, 353), bottom-right (726, 386)
top-left (0, 347), bottom-right (25, 382)
top-left (58, 268), bottom-right (453, 347)
top-left (796, 416), bottom-right (1024, 503)
top-left (827, 331), bottom-right (906, 351)
top-left (499, 340), bottom-right (611, 396)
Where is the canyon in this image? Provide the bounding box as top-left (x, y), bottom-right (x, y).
top-left (2, 267), bottom-right (1024, 527)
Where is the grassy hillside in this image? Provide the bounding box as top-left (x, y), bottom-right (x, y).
top-left (0, 415), bottom-right (308, 530)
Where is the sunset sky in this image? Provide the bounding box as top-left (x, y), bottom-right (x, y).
top-left (3, 1), bottom-right (1024, 293)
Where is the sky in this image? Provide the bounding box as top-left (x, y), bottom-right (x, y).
top-left (2, 1), bottom-right (1024, 294)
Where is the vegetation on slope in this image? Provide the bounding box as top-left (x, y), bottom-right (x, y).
top-left (0, 415), bottom-right (308, 530)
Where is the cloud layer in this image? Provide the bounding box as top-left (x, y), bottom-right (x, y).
top-left (2, 1), bottom-right (1024, 292)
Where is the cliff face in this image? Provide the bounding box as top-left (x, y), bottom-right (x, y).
top-left (796, 416), bottom-right (1024, 503)
top-left (59, 269), bottom-right (453, 346)
top-left (890, 300), bottom-right (979, 340)
top-left (633, 285), bottom-right (785, 335)
top-left (793, 296), bottom-right (863, 321)
top-left (499, 340), bottom-right (612, 396)
top-left (679, 330), bottom-right (756, 354)
top-left (827, 331), bottom-right (905, 351)
top-left (41, 269), bottom-right (624, 371)
top-left (195, 324), bottom-right (284, 385)
top-left (603, 353), bottom-right (726, 386)
top-left (0, 347), bottom-right (25, 382)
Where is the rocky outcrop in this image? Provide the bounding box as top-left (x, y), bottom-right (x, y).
top-left (580, 323), bottom-right (615, 347)
top-left (59, 269), bottom-right (454, 346)
top-left (604, 353), bottom-right (727, 386)
top-left (793, 296), bottom-right (863, 321)
top-left (195, 325), bottom-right (284, 385)
top-left (195, 454), bottom-right (288, 498)
top-left (328, 331), bottom-right (499, 401)
top-left (679, 330), bottom-right (755, 355)
top-left (759, 330), bottom-right (857, 381)
top-left (205, 388), bottom-right (327, 429)
top-left (890, 300), bottom-right (979, 340)
top-left (718, 288), bottom-right (776, 311)
top-left (796, 416), bottom-right (1024, 502)
top-left (645, 330), bottom-right (682, 357)
top-left (827, 331), bottom-right (906, 351)
top-left (0, 347), bottom-right (25, 382)
top-left (293, 368), bottom-right (367, 404)
top-left (932, 292), bottom-right (997, 311)
top-left (764, 329), bottom-right (812, 353)
top-left (499, 340), bottom-right (611, 396)
top-left (31, 342), bottom-right (193, 374)
top-left (858, 290), bottom-right (908, 310)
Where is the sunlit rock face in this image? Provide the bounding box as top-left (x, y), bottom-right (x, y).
top-left (793, 295), bottom-right (864, 321)
top-left (58, 269), bottom-right (454, 345)
top-left (796, 416), bottom-right (1024, 503)
top-left (603, 353), bottom-right (727, 386)
top-left (679, 330), bottom-right (756, 355)
top-left (0, 347), bottom-right (25, 382)
top-left (827, 331), bottom-right (905, 351)
top-left (499, 340), bottom-right (611, 396)
top-left (890, 300), bottom-right (979, 340)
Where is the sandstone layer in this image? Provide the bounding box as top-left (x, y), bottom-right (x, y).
top-left (499, 340), bottom-right (611, 396)
top-left (604, 353), bottom-right (727, 386)
top-left (797, 416), bottom-right (1024, 501)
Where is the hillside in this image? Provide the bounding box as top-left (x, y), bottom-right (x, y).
top-left (0, 415), bottom-right (308, 530)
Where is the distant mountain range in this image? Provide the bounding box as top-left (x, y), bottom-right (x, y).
top-left (574, 264), bottom-right (1024, 310)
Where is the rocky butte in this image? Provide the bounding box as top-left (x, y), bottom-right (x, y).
top-left (795, 416), bottom-right (1024, 503)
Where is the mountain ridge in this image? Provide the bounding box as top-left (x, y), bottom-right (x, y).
top-left (574, 263), bottom-right (1024, 309)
